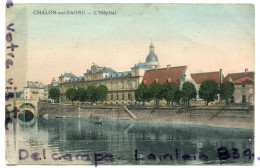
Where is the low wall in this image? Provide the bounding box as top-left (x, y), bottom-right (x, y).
top-left (38, 102), bottom-right (254, 129)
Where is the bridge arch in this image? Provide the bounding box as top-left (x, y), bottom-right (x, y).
top-left (18, 110), bottom-right (35, 122)
top-left (19, 103), bottom-right (36, 109)
top-left (17, 101), bottom-right (38, 118)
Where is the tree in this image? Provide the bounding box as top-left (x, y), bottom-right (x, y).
top-left (66, 88), bottom-right (78, 105)
top-left (135, 83), bottom-right (149, 106)
top-left (162, 82), bottom-right (180, 106)
top-left (77, 87), bottom-right (88, 104)
top-left (220, 81), bottom-right (234, 106)
top-left (87, 85), bottom-right (98, 103)
top-left (181, 81), bottom-right (197, 107)
top-left (149, 82), bottom-right (163, 106)
top-left (199, 80), bottom-right (219, 106)
top-left (97, 85), bottom-right (108, 103)
top-left (48, 87), bottom-right (60, 103)
top-left (174, 89), bottom-right (182, 105)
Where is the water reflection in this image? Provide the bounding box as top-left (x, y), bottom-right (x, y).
top-left (8, 117), bottom-right (254, 165)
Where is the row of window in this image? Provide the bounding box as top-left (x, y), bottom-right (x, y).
top-left (111, 93), bottom-right (132, 100)
top-left (71, 81), bottom-right (137, 90)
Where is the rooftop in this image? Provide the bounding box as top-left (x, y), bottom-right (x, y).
top-left (142, 66), bottom-right (186, 86)
top-left (132, 62), bottom-right (153, 69)
top-left (223, 71), bottom-right (254, 84)
top-left (191, 71), bottom-right (221, 84)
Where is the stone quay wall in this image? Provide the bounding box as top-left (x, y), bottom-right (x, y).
top-left (38, 102), bottom-right (254, 129)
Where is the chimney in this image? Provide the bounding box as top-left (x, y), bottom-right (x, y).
top-left (245, 68), bottom-right (248, 72)
top-left (219, 69), bottom-right (223, 84)
top-left (167, 64), bottom-right (171, 69)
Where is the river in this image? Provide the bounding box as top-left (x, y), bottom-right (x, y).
top-left (6, 117), bottom-right (254, 166)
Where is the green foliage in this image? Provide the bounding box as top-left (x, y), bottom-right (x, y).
top-left (162, 82), bottom-right (180, 104)
top-left (181, 81), bottom-right (197, 106)
top-left (97, 85), bottom-right (108, 102)
top-left (174, 90), bottom-right (182, 104)
top-left (77, 87), bottom-right (88, 103)
top-left (66, 88), bottom-right (78, 104)
top-left (135, 83), bottom-right (149, 104)
top-left (149, 82), bottom-right (163, 99)
top-left (199, 80), bottom-right (219, 105)
top-left (87, 84), bottom-right (98, 103)
top-left (149, 82), bottom-right (163, 105)
top-left (220, 81), bottom-right (235, 106)
top-left (48, 87), bottom-right (60, 101)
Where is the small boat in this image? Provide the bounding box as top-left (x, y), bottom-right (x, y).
top-left (94, 121), bottom-right (103, 125)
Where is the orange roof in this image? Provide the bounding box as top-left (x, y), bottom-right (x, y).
top-left (191, 71), bottom-right (221, 84)
top-left (223, 72), bottom-right (254, 84)
top-left (142, 66), bottom-right (186, 87)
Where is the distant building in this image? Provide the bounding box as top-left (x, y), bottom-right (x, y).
top-left (23, 81), bottom-right (45, 100)
top-left (58, 42), bottom-right (162, 104)
top-left (191, 69), bottom-right (224, 90)
top-left (191, 69), bottom-right (224, 100)
top-left (44, 77), bottom-right (60, 100)
top-left (59, 73), bottom-right (83, 83)
top-left (223, 69), bottom-right (254, 104)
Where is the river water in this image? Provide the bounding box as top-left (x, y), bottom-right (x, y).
top-left (6, 117), bottom-right (254, 165)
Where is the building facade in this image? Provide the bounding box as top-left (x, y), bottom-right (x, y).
top-left (223, 69), bottom-right (254, 104)
top-left (59, 42), bottom-right (157, 104)
top-left (23, 81), bottom-right (45, 100)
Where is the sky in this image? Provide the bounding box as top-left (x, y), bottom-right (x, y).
top-left (6, 3), bottom-right (255, 90)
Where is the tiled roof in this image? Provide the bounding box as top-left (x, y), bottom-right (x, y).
top-left (25, 84), bottom-right (44, 89)
top-left (63, 73), bottom-right (77, 79)
top-left (191, 71), bottom-right (221, 84)
top-left (86, 67), bottom-right (116, 74)
top-left (232, 76), bottom-right (254, 84)
top-left (106, 71), bottom-right (131, 79)
top-left (142, 66), bottom-right (186, 87)
top-left (132, 62), bottom-right (152, 69)
top-left (223, 72), bottom-right (254, 84)
top-left (102, 67), bottom-right (116, 73)
top-left (69, 76), bottom-right (84, 82)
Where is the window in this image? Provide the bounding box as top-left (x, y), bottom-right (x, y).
top-left (128, 94), bottom-right (131, 100)
top-left (111, 94), bottom-right (113, 100)
top-left (242, 95), bottom-right (246, 103)
top-left (242, 84), bottom-right (245, 87)
top-left (231, 96), bottom-right (234, 103)
top-left (122, 94), bottom-right (124, 100)
top-left (116, 94), bottom-right (119, 100)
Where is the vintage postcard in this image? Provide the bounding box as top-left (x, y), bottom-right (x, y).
top-left (5, 2), bottom-right (255, 166)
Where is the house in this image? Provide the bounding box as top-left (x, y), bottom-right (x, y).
top-left (223, 69), bottom-right (254, 104)
top-left (191, 69), bottom-right (224, 100)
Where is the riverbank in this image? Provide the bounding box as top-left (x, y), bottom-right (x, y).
top-left (38, 102), bottom-right (254, 129)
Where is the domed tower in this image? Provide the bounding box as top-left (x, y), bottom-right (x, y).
top-left (145, 41), bottom-right (159, 68)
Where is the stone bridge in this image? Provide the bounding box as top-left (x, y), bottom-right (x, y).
top-left (6, 98), bottom-right (39, 118)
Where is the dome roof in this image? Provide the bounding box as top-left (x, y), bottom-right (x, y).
top-left (145, 41), bottom-right (159, 64)
top-left (146, 53), bottom-right (158, 63)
